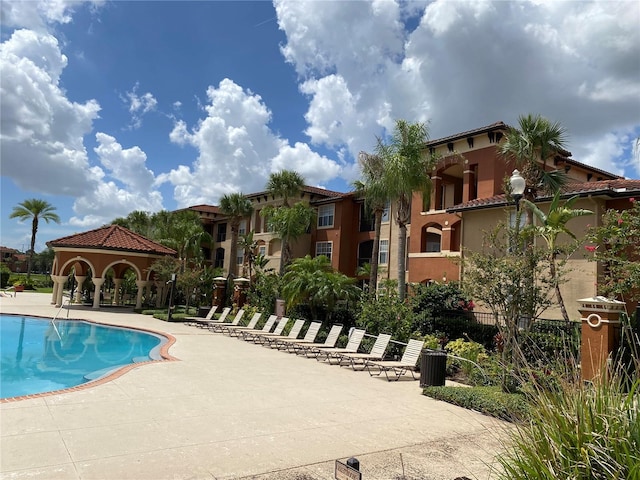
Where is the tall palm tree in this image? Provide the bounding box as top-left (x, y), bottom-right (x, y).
top-left (238, 231), bottom-right (257, 282)
top-left (376, 120), bottom-right (438, 300)
top-left (219, 193), bottom-right (254, 278)
top-left (522, 192), bottom-right (593, 321)
top-left (266, 170), bottom-right (305, 207)
top-left (261, 202), bottom-right (315, 275)
top-left (499, 114), bottom-right (569, 203)
top-left (154, 210), bottom-right (211, 272)
top-left (10, 199), bottom-right (60, 280)
top-left (353, 151), bottom-right (388, 292)
top-left (263, 170), bottom-right (306, 274)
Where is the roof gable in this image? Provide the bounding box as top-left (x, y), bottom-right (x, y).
top-left (47, 225), bottom-right (176, 255)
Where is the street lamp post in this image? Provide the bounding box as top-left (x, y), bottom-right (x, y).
top-left (510, 169), bottom-right (526, 212)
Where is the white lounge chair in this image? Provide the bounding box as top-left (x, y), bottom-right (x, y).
top-left (184, 305), bottom-right (218, 327)
top-left (293, 324), bottom-right (343, 357)
top-left (273, 321), bottom-right (321, 351)
top-left (208, 308), bottom-right (245, 332)
top-left (315, 328), bottom-right (366, 363)
top-left (366, 339), bottom-right (425, 381)
top-left (337, 333), bottom-right (392, 370)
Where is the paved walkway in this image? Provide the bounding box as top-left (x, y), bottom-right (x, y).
top-left (0, 293), bottom-right (508, 480)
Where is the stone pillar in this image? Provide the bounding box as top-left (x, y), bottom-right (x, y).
top-left (462, 168), bottom-right (476, 202)
top-left (52, 275), bottom-right (67, 307)
top-left (112, 278), bottom-right (123, 306)
top-left (135, 280), bottom-right (147, 310)
top-left (74, 276), bottom-right (86, 303)
top-left (155, 281), bottom-right (164, 307)
top-left (233, 277), bottom-right (250, 309)
top-left (213, 276), bottom-right (227, 308)
top-left (578, 296), bottom-right (626, 381)
top-left (51, 275), bottom-right (59, 305)
top-left (92, 278), bottom-right (105, 309)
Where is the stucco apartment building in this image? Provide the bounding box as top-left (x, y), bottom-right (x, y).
top-left (187, 121), bottom-right (640, 320)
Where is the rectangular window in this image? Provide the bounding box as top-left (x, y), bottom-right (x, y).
top-left (217, 223), bottom-right (227, 243)
top-left (315, 241), bottom-right (332, 260)
top-left (258, 245), bottom-right (266, 257)
top-left (317, 204), bottom-right (335, 228)
top-left (381, 201), bottom-right (390, 222)
top-left (378, 240), bottom-right (389, 265)
top-left (238, 220), bottom-right (246, 236)
top-left (236, 248), bottom-right (244, 265)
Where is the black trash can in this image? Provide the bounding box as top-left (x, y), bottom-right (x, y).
top-left (420, 349), bottom-right (447, 387)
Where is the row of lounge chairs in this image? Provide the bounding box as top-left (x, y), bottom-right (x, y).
top-left (185, 306), bottom-right (425, 381)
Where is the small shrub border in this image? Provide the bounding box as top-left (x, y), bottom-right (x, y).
top-left (423, 386), bottom-right (529, 422)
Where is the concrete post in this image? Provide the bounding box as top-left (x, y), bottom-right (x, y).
top-left (155, 281), bottom-right (164, 307)
top-left (213, 276), bottom-right (227, 307)
top-left (577, 296), bottom-right (626, 381)
top-left (135, 280), bottom-right (147, 310)
top-left (51, 276), bottom-right (59, 305)
top-left (92, 278), bottom-right (105, 309)
top-left (113, 278), bottom-right (123, 305)
top-left (51, 275), bottom-right (67, 307)
top-left (233, 277), bottom-right (250, 309)
top-left (74, 276), bottom-right (86, 303)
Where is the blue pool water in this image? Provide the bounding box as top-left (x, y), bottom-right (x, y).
top-left (0, 315), bottom-right (164, 399)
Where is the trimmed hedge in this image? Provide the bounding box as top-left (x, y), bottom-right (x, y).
top-left (423, 386), bottom-right (529, 422)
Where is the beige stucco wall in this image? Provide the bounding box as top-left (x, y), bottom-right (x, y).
top-left (460, 197), bottom-right (604, 320)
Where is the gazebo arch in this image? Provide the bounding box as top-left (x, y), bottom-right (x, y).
top-left (47, 225), bottom-right (176, 309)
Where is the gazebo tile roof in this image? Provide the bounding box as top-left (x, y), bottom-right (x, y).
top-left (47, 225), bottom-right (176, 255)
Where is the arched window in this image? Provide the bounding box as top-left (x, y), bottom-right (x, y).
top-left (421, 224), bottom-right (442, 253)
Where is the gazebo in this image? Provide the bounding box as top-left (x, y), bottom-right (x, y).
top-left (47, 225), bottom-right (177, 309)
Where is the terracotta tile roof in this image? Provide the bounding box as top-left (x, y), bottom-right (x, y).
top-left (187, 205), bottom-right (220, 214)
top-left (428, 121), bottom-right (508, 146)
top-left (47, 225), bottom-right (177, 255)
top-left (245, 185), bottom-right (347, 200)
top-left (447, 179), bottom-right (640, 212)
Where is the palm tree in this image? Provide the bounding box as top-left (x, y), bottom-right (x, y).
top-left (261, 202), bottom-right (315, 275)
top-left (111, 210), bottom-right (153, 237)
top-left (281, 255), bottom-right (360, 321)
top-left (154, 210), bottom-right (211, 272)
top-left (522, 192), bottom-right (593, 321)
top-left (353, 151), bottom-right (388, 292)
top-left (238, 231), bottom-right (257, 281)
top-left (376, 120), bottom-right (438, 300)
top-left (499, 114), bottom-right (569, 204)
top-left (219, 193), bottom-right (254, 278)
top-left (266, 170), bottom-right (305, 207)
top-left (10, 199), bottom-right (61, 280)
top-left (263, 170), bottom-right (306, 274)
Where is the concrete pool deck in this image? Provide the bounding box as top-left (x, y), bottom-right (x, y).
top-left (1, 293), bottom-right (508, 480)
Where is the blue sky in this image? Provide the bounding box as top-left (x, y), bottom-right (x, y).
top-left (1, 0), bottom-right (639, 253)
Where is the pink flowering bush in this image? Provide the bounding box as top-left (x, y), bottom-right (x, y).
top-left (586, 197), bottom-right (640, 299)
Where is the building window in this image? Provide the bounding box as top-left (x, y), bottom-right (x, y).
top-left (358, 240), bottom-right (373, 267)
top-left (258, 245), bottom-right (266, 257)
top-left (381, 201), bottom-right (390, 222)
top-left (318, 204), bottom-right (335, 228)
top-left (316, 241), bottom-right (332, 260)
top-left (379, 240), bottom-right (389, 265)
top-left (426, 233), bottom-right (441, 252)
top-left (214, 247), bottom-right (225, 269)
top-left (359, 204), bottom-right (374, 232)
top-left (217, 223), bottom-right (227, 242)
top-left (236, 248), bottom-right (244, 265)
top-left (238, 220), bottom-right (246, 236)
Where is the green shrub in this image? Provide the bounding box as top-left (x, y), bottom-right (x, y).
top-left (423, 386), bottom-right (529, 422)
top-left (445, 338), bottom-right (486, 377)
top-left (497, 375), bottom-right (640, 479)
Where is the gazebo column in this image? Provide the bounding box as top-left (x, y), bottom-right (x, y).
top-left (155, 281), bottom-right (164, 307)
top-left (92, 278), bottom-right (105, 309)
top-left (51, 275), bottom-right (59, 304)
top-left (113, 278), bottom-right (123, 306)
top-left (135, 280), bottom-right (147, 310)
top-left (74, 276), bottom-right (86, 303)
top-left (52, 275), bottom-right (67, 307)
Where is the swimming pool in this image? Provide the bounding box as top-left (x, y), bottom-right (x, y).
top-left (0, 315), bottom-right (165, 400)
